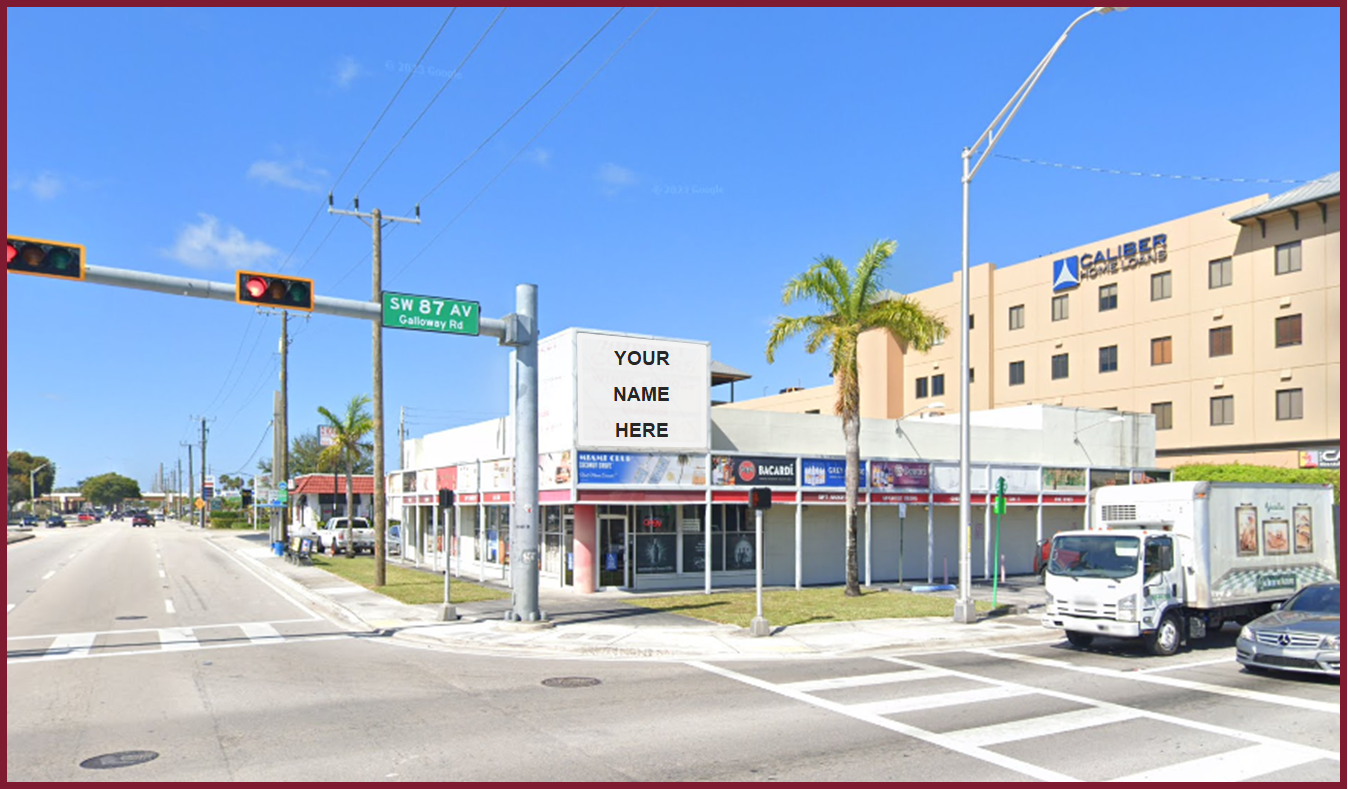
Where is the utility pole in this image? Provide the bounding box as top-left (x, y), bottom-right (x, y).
top-left (279, 312), bottom-right (290, 544)
top-left (399, 406), bottom-right (406, 472)
top-left (328, 195), bottom-right (421, 588)
top-left (176, 458), bottom-right (183, 521)
top-left (200, 418), bottom-right (209, 529)
top-left (181, 442), bottom-right (195, 526)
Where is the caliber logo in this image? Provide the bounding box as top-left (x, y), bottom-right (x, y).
top-left (1052, 255), bottom-right (1080, 292)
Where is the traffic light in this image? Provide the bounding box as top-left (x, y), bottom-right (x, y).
top-left (438, 489), bottom-right (455, 509)
top-left (235, 270), bottom-right (314, 311)
top-left (240, 489), bottom-right (253, 508)
top-left (7, 234), bottom-right (86, 281)
top-left (748, 487), bottom-right (772, 510)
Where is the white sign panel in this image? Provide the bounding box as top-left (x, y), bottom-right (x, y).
top-left (575, 331), bottom-right (710, 452)
top-left (455, 462), bottom-right (479, 493)
top-left (483, 459), bottom-right (513, 492)
top-left (537, 331), bottom-right (576, 453)
top-left (319, 425), bottom-right (337, 447)
top-left (417, 469), bottom-right (436, 493)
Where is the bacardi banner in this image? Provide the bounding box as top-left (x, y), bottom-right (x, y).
top-left (710, 455), bottom-right (796, 487)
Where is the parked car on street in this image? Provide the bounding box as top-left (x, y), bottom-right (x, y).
top-left (1236, 582), bottom-right (1340, 678)
top-left (20, 515), bottom-right (39, 527)
top-left (132, 512), bottom-right (155, 528)
top-left (46, 515), bottom-right (66, 528)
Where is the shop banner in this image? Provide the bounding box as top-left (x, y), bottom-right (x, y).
top-left (539, 451), bottom-right (573, 489)
top-left (1043, 467), bottom-right (1086, 491)
top-left (436, 465), bottom-right (457, 492)
top-left (417, 469), bottom-right (436, 493)
top-left (388, 473), bottom-right (403, 495)
top-left (577, 453), bottom-right (709, 486)
top-left (870, 461), bottom-right (929, 491)
top-left (711, 455), bottom-right (796, 487)
top-left (1298, 449), bottom-right (1340, 469)
top-left (932, 463), bottom-right (988, 493)
top-left (989, 465), bottom-right (1040, 493)
top-left (1089, 469), bottom-right (1131, 489)
top-left (483, 459), bottom-right (513, 492)
top-left (456, 462), bottom-right (479, 493)
top-left (801, 458), bottom-right (850, 488)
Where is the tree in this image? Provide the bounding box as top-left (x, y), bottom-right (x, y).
top-left (317, 396), bottom-right (374, 560)
top-left (80, 472), bottom-right (142, 508)
top-left (766, 240), bottom-right (946, 597)
top-left (7, 452), bottom-right (56, 511)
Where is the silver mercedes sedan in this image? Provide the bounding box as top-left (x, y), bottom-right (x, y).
top-left (1236, 582), bottom-right (1340, 678)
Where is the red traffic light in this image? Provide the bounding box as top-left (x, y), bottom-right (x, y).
top-left (235, 270), bottom-right (315, 312)
top-left (6, 235), bottom-right (86, 281)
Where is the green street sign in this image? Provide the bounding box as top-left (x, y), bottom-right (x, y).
top-left (993, 495), bottom-right (1007, 516)
top-left (382, 292), bottom-right (479, 336)
top-left (278, 488), bottom-right (289, 503)
top-left (996, 476), bottom-right (1007, 495)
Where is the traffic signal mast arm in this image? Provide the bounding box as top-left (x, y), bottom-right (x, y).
top-left (74, 263), bottom-right (514, 339)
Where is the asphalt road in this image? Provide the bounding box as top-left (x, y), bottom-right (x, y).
top-left (7, 521), bottom-right (1341, 782)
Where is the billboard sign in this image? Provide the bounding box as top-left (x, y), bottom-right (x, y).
top-left (710, 455), bottom-right (795, 487)
top-left (574, 331), bottom-right (710, 452)
top-left (577, 453), bottom-right (708, 486)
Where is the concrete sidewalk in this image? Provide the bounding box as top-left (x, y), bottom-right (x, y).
top-left (207, 529), bottom-right (1056, 661)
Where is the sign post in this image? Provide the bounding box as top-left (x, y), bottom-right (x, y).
top-left (748, 487), bottom-right (772, 637)
top-left (992, 476), bottom-right (1007, 608)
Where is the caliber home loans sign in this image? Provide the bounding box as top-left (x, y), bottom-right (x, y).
top-left (575, 331), bottom-right (710, 451)
top-left (1053, 234), bottom-right (1168, 292)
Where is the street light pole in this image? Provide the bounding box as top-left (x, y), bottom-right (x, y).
top-left (954, 7), bottom-right (1125, 625)
top-left (30, 461), bottom-right (50, 516)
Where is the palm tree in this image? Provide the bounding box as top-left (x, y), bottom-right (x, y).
top-left (317, 395), bottom-right (374, 559)
top-left (766, 240), bottom-right (946, 597)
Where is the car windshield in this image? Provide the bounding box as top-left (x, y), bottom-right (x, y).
top-left (1048, 535), bottom-right (1140, 579)
top-left (1284, 585), bottom-right (1340, 615)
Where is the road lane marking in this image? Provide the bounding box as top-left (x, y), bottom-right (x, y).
top-left (7, 618), bottom-right (319, 642)
top-left (158, 570), bottom-right (166, 578)
top-left (45, 633), bottom-right (96, 660)
top-left (7, 633), bottom-right (350, 665)
top-left (164, 599), bottom-right (176, 614)
top-left (849, 685), bottom-right (1033, 717)
top-left (1135, 657), bottom-right (1231, 674)
top-left (971, 647), bottom-right (1339, 715)
top-left (688, 660), bottom-right (1075, 782)
top-left (202, 538), bottom-right (325, 620)
top-left (1112, 743), bottom-right (1322, 783)
top-left (158, 628), bottom-right (198, 652)
top-left (782, 668), bottom-right (947, 692)
top-left (41, 571), bottom-right (55, 581)
top-left (68, 553), bottom-right (77, 560)
top-left (7, 604), bottom-right (15, 615)
top-left (944, 705), bottom-right (1140, 747)
top-left (239, 622), bottom-right (283, 644)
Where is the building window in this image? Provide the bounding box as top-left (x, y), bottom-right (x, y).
top-left (931, 374), bottom-right (945, 397)
top-left (1275, 241), bottom-right (1302, 275)
top-left (969, 314), bottom-right (975, 330)
top-left (969, 368), bottom-right (975, 384)
top-left (1009, 304), bottom-right (1025, 330)
top-left (1276, 388), bottom-right (1304, 421)
top-left (1151, 271), bottom-right (1172, 301)
top-left (1275, 314), bottom-right (1302, 347)
top-left (1210, 395), bottom-right (1235, 426)
top-left (1209, 257), bottom-right (1233, 289)
top-left (1009, 361), bottom-right (1025, 386)
top-left (1051, 353), bottom-right (1069, 380)
top-left (915, 377), bottom-right (928, 399)
top-left (1098, 283), bottom-right (1118, 312)
top-left (1098, 345), bottom-right (1118, 373)
top-left (1151, 401), bottom-right (1173, 431)
top-left (1209, 326), bottom-right (1233, 357)
top-left (1151, 336), bottom-right (1173, 366)
top-left (932, 333), bottom-right (945, 346)
top-left (1052, 294), bottom-right (1069, 321)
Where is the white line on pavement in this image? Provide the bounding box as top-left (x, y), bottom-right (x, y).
top-left (687, 660), bottom-right (1075, 782)
top-left (6, 604), bottom-right (14, 615)
top-left (239, 622), bottom-right (284, 643)
top-left (7, 633), bottom-right (349, 665)
top-left (944, 705), bottom-right (1140, 748)
top-left (164, 599), bottom-right (175, 614)
top-left (1135, 657), bottom-right (1232, 674)
top-left (7, 618), bottom-right (319, 642)
top-left (158, 627), bottom-right (198, 652)
top-left (970, 647), bottom-right (1339, 715)
top-left (1112, 743), bottom-right (1322, 783)
top-left (782, 668), bottom-right (947, 692)
top-left (158, 570), bottom-right (166, 578)
top-left (849, 685), bottom-right (1033, 717)
top-left (41, 570), bottom-right (55, 581)
top-left (44, 633), bottom-right (96, 660)
top-left (68, 553), bottom-right (77, 560)
top-left (202, 538), bottom-right (326, 620)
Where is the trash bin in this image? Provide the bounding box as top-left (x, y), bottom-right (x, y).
top-left (272, 541), bottom-right (285, 557)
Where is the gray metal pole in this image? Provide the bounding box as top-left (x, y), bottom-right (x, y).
top-left (508, 283), bottom-right (542, 622)
top-left (441, 506), bottom-right (457, 621)
top-left (372, 209), bottom-right (388, 587)
top-left (279, 313), bottom-right (289, 543)
top-left (750, 507), bottom-right (770, 637)
top-left (954, 149), bottom-right (976, 624)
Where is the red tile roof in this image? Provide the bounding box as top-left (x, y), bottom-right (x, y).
top-left (292, 474), bottom-right (376, 495)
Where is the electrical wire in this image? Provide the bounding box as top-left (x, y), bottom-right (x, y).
top-left (388, 8), bottom-right (660, 286)
top-left (995, 155), bottom-right (1311, 185)
top-left (224, 420), bottom-right (274, 477)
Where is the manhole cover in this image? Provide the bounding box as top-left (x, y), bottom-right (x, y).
top-left (541, 676), bottom-right (601, 688)
top-left (79, 751), bottom-right (159, 770)
top-left (115, 616), bottom-right (147, 621)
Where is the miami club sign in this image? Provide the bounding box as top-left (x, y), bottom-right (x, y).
top-left (1054, 234), bottom-right (1168, 292)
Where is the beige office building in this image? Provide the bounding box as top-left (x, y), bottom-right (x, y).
top-left (728, 173), bottom-right (1341, 470)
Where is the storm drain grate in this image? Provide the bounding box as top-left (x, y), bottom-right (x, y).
top-left (80, 751), bottom-right (159, 770)
top-left (541, 677), bottom-right (601, 688)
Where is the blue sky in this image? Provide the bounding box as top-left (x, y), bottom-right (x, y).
top-left (6, 7), bottom-right (1341, 491)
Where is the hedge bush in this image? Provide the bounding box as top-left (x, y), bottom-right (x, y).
top-left (1171, 464), bottom-right (1339, 504)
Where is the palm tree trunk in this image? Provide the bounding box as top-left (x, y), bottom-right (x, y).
top-left (344, 451), bottom-right (356, 559)
top-left (843, 408), bottom-right (862, 597)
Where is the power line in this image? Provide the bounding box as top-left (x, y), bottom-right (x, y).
top-left (349, 7), bottom-right (508, 201)
top-left (995, 154), bottom-right (1311, 185)
top-left (279, 9), bottom-right (458, 273)
top-left (389, 8), bottom-right (660, 286)
top-left (210, 313), bottom-right (276, 418)
top-left (225, 420), bottom-right (274, 477)
top-left (199, 312), bottom-right (269, 417)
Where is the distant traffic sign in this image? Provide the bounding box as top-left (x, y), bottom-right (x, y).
top-left (382, 292), bottom-right (479, 336)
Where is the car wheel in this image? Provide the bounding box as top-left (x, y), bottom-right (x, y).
top-left (1065, 631), bottom-right (1094, 649)
top-left (1147, 611), bottom-right (1182, 656)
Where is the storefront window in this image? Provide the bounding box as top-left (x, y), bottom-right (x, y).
top-left (634, 505), bottom-right (677, 575)
top-left (484, 506), bottom-right (510, 564)
top-left (541, 505), bottom-right (574, 581)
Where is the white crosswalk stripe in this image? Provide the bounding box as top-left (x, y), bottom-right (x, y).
top-left (944, 705), bottom-right (1140, 747)
top-left (158, 628), bottom-right (198, 652)
top-left (239, 622), bottom-right (283, 644)
top-left (7, 619), bottom-right (341, 665)
top-left (45, 633), bottom-right (96, 660)
top-left (1113, 743), bottom-right (1323, 783)
top-left (782, 668), bottom-right (945, 692)
top-left (848, 685), bottom-right (1032, 717)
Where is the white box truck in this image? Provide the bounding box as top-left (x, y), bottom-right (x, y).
top-left (1042, 481), bottom-right (1337, 656)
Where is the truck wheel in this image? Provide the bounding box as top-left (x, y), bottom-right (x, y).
top-left (1065, 631), bottom-right (1094, 649)
top-left (1147, 611), bottom-right (1182, 656)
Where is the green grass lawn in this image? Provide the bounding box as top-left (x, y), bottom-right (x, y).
top-left (310, 555), bottom-right (510, 606)
top-left (628, 587), bottom-right (999, 628)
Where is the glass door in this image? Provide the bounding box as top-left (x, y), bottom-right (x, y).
top-left (598, 514), bottom-right (628, 588)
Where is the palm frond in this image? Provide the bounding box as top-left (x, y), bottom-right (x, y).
top-left (851, 239), bottom-right (896, 314)
top-left (865, 295), bottom-right (948, 353)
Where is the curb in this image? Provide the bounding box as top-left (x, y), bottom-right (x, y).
top-left (6, 531), bottom-right (36, 545)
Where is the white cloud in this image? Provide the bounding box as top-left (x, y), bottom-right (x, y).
top-left (9, 171), bottom-right (65, 200)
top-left (163, 214), bottom-right (277, 270)
top-left (595, 162), bottom-right (637, 196)
top-left (529, 148), bottom-right (552, 167)
top-left (333, 56), bottom-right (361, 89)
top-left (247, 159), bottom-right (327, 192)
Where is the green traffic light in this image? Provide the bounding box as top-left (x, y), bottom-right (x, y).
top-left (46, 247), bottom-right (76, 272)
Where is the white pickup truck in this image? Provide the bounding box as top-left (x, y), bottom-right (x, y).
top-left (317, 517), bottom-right (376, 555)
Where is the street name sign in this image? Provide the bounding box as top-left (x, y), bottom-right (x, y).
top-left (382, 292), bottom-right (479, 336)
